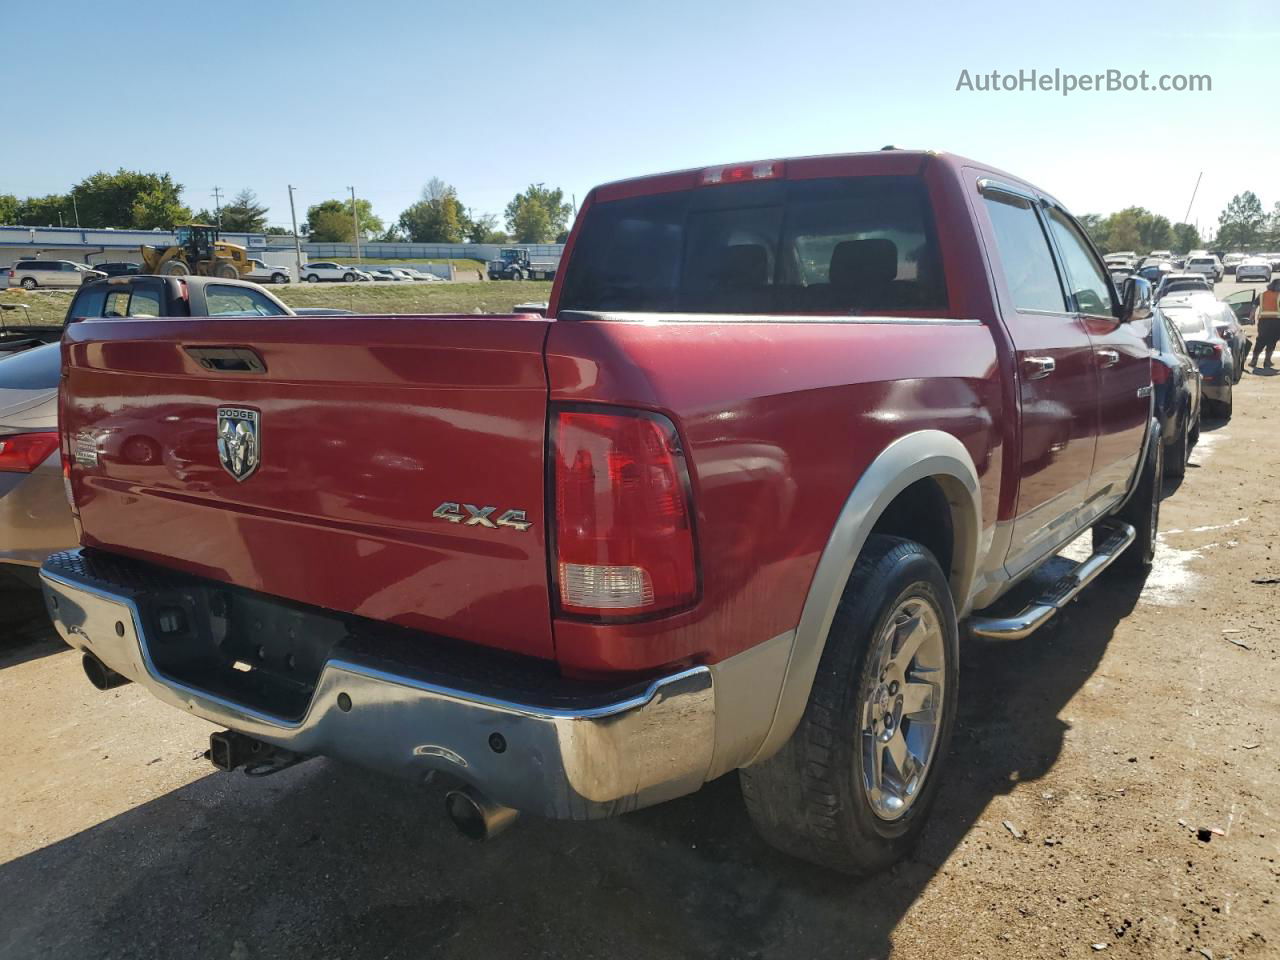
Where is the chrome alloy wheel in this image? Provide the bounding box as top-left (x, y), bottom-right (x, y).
top-left (859, 595), bottom-right (946, 821)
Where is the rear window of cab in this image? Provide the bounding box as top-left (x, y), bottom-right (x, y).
top-left (557, 176), bottom-right (948, 315)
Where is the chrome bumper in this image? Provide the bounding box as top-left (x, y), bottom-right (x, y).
top-left (39, 550), bottom-right (716, 820)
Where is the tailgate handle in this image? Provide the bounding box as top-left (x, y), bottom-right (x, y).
top-left (184, 347), bottom-right (267, 374)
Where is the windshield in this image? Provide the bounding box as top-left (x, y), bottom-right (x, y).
top-left (558, 176), bottom-right (948, 315)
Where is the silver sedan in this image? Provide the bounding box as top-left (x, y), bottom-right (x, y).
top-left (0, 344), bottom-right (76, 573)
top-left (1236, 257), bottom-right (1273, 283)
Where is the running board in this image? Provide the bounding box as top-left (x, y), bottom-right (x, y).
top-left (968, 522), bottom-right (1136, 641)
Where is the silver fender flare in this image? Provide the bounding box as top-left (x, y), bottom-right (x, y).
top-left (745, 430), bottom-right (983, 766)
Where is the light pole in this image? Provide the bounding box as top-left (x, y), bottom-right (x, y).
top-left (348, 186), bottom-right (361, 263)
top-left (288, 185), bottom-right (304, 282)
top-left (212, 186), bottom-right (224, 230)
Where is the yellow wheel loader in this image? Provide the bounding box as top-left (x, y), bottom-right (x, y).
top-left (140, 224), bottom-right (251, 279)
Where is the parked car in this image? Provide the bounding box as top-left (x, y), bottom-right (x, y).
top-left (301, 262), bottom-right (359, 283)
top-left (1137, 260), bottom-right (1174, 287)
top-left (1161, 292), bottom-right (1248, 382)
top-left (245, 259), bottom-right (292, 285)
top-left (1155, 273), bottom-right (1212, 299)
top-left (399, 267), bottom-right (436, 281)
top-left (7, 260), bottom-right (106, 289)
top-left (1162, 299), bottom-right (1234, 417)
top-left (388, 268), bottom-right (416, 282)
top-left (1265, 253), bottom-right (1280, 273)
top-left (1150, 306), bottom-right (1202, 478)
top-left (0, 343), bottom-right (77, 576)
top-left (1222, 252), bottom-right (1244, 275)
top-left (1185, 255), bottom-right (1223, 283)
top-left (92, 261), bottom-right (141, 278)
top-left (354, 269), bottom-right (375, 282)
top-left (1236, 256), bottom-right (1273, 283)
top-left (368, 268), bottom-right (397, 281)
top-left (40, 150), bottom-right (1163, 877)
top-left (67, 274), bottom-right (295, 321)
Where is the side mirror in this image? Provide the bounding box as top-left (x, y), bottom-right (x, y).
top-left (1120, 276), bottom-right (1154, 323)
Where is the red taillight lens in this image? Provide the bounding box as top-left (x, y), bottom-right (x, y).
top-left (1151, 360), bottom-right (1169, 385)
top-left (701, 160), bottom-right (784, 186)
top-left (553, 408), bottom-right (698, 619)
top-left (0, 431), bottom-right (60, 473)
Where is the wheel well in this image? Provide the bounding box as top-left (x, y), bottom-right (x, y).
top-left (868, 478), bottom-right (956, 592)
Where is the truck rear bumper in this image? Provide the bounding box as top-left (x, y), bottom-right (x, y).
top-left (39, 549), bottom-right (719, 821)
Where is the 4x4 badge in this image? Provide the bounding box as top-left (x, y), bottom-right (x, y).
top-left (217, 406), bottom-right (261, 481)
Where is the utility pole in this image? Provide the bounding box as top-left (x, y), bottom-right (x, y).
top-left (288, 185), bottom-right (304, 282)
top-left (211, 186), bottom-right (224, 230)
top-left (1182, 171), bottom-right (1203, 226)
top-left (71, 189), bottom-right (81, 228)
top-left (348, 186), bottom-right (361, 263)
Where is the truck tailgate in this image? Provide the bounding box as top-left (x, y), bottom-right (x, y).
top-left (61, 315), bottom-right (556, 660)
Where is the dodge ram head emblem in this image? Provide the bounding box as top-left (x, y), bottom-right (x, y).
top-left (216, 406), bottom-right (260, 481)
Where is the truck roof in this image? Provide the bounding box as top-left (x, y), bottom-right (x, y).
top-left (588, 149), bottom-right (1063, 209)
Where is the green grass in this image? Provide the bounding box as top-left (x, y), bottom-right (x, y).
top-left (0, 281), bottom-right (553, 328)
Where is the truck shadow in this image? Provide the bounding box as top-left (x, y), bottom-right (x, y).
top-left (0, 572), bottom-right (1147, 960)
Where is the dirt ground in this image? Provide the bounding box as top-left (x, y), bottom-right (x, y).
top-left (1, 375), bottom-right (1277, 960)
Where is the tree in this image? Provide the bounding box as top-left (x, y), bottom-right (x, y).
top-left (504, 184), bottom-right (572, 243)
top-left (0, 194), bottom-right (18, 225)
top-left (1136, 212), bottom-right (1172, 252)
top-left (68, 170), bottom-right (187, 229)
top-left (1216, 191), bottom-right (1266, 251)
top-left (265, 225), bottom-right (292, 236)
top-left (464, 209), bottom-right (502, 244)
top-left (219, 189), bottom-right (269, 233)
top-left (1171, 222), bottom-right (1201, 255)
top-left (304, 198), bottom-right (382, 242)
top-left (398, 178), bottom-right (466, 243)
top-left (130, 186), bottom-right (192, 230)
top-left (16, 194), bottom-right (71, 226)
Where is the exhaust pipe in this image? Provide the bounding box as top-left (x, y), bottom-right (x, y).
top-left (445, 786), bottom-right (520, 841)
top-left (82, 652), bottom-right (131, 690)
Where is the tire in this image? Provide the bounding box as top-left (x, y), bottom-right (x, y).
top-left (1189, 413), bottom-right (1200, 449)
top-left (272, 273), bottom-right (288, 284)
top-left (306, 274), bottom-right (320, 283)
top-left (512, 270), bottom-right (525, 281)
top-left (162, 260), bottom-right (190, 276)
top-left (343, 273), bottom-right (355, 283)
top-left (20, 277), bottom-right (36, 290)
top-left (1165, 407), bottom-right (1188, 479)
top-left (1216, 383), bottom-right (1233, 420)
top-left (740, 536), bottom-right (959, 876)
top-left (213, 261), bottom-right (239, 279)
top-left (1105, 428), bottom-right (1162, 573)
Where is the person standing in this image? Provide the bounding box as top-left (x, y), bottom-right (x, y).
top-left (1252, 278), bottom-right (1280, 368)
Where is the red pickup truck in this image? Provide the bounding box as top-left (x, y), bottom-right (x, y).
top-left (40, 150), bottom-right (1160, 876)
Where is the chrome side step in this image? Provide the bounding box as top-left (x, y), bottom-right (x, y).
top-left (968, 522), bottom-right (1136, 641)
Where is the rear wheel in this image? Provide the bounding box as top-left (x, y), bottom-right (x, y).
top-left (740, 536), bottom-right (958, 876)
top-left (1104, 429), bottom-right (1162, 573)
top-left (306, 273), bottom-right (320, 283)
top-left (213, 261), bottom-right (239, 279)
top-left (272, 273), bottom-right (288, 284)
top-left (1211, 383), bottom-right (1233, 420)
top-left (20, 277), bottom-right (36, 290)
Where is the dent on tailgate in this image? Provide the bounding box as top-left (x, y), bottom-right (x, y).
top-left (61, 314), bottom-right (557, 660)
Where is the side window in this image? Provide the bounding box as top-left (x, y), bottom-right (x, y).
top-left (69, 284), bottom-right (108, 319)
top-left (982, 193), bottom-right (1067, 313)
top-left (127, 286), bottom-right (163, 317)
top-left (1164, 315), bottom-right (1188, 357)
top-left (1045, 207), bottom-right (1114, 317)
top-left (204, 285), bottom-right (286, 316)
top-left (103, 290), bottom-right (131, 317)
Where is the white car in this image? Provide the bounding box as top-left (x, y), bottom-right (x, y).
top-left (1185, 255), bottom-right (1223, 283)
top-left (301, 262), bottom-right (360, 283)
top-left (1236, 256), bottom-right (1273, 283)
top-left (398, 267), bottom-right (435, 281)
top-left (1223, 252), bottom-right (1244, 274)
top-left (244, 259), bottom-right (292, 285)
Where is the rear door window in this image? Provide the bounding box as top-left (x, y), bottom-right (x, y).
top-left (981, 193), bottom-right (1067, 313)
top-left (204, 285), bottom-right (287, 317)
top-left (558, 175), bottom-right (948, 315)
top-left (68, 283), bottom-right (108, 319)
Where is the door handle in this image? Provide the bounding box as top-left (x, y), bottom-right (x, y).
top-left (1023, 356), bottom-right (1056, 380)
top-left (1096, 348), bottom-right (1120, 368)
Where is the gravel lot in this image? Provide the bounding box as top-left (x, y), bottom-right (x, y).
top-left (1, 308), bottom-right (1277, 960)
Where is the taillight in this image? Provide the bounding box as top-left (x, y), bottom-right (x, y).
top-left (552, 408), bottom-right (698, 619)
top-left (701, 160), bottom-right (784, 186)
top-left (0, 431), bottom-right (60, 473)
top-left (1151, 360), bottom-right (1169, 385)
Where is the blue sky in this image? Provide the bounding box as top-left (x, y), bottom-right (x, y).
top-left (5, 0), bottom-right (1277, 235)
